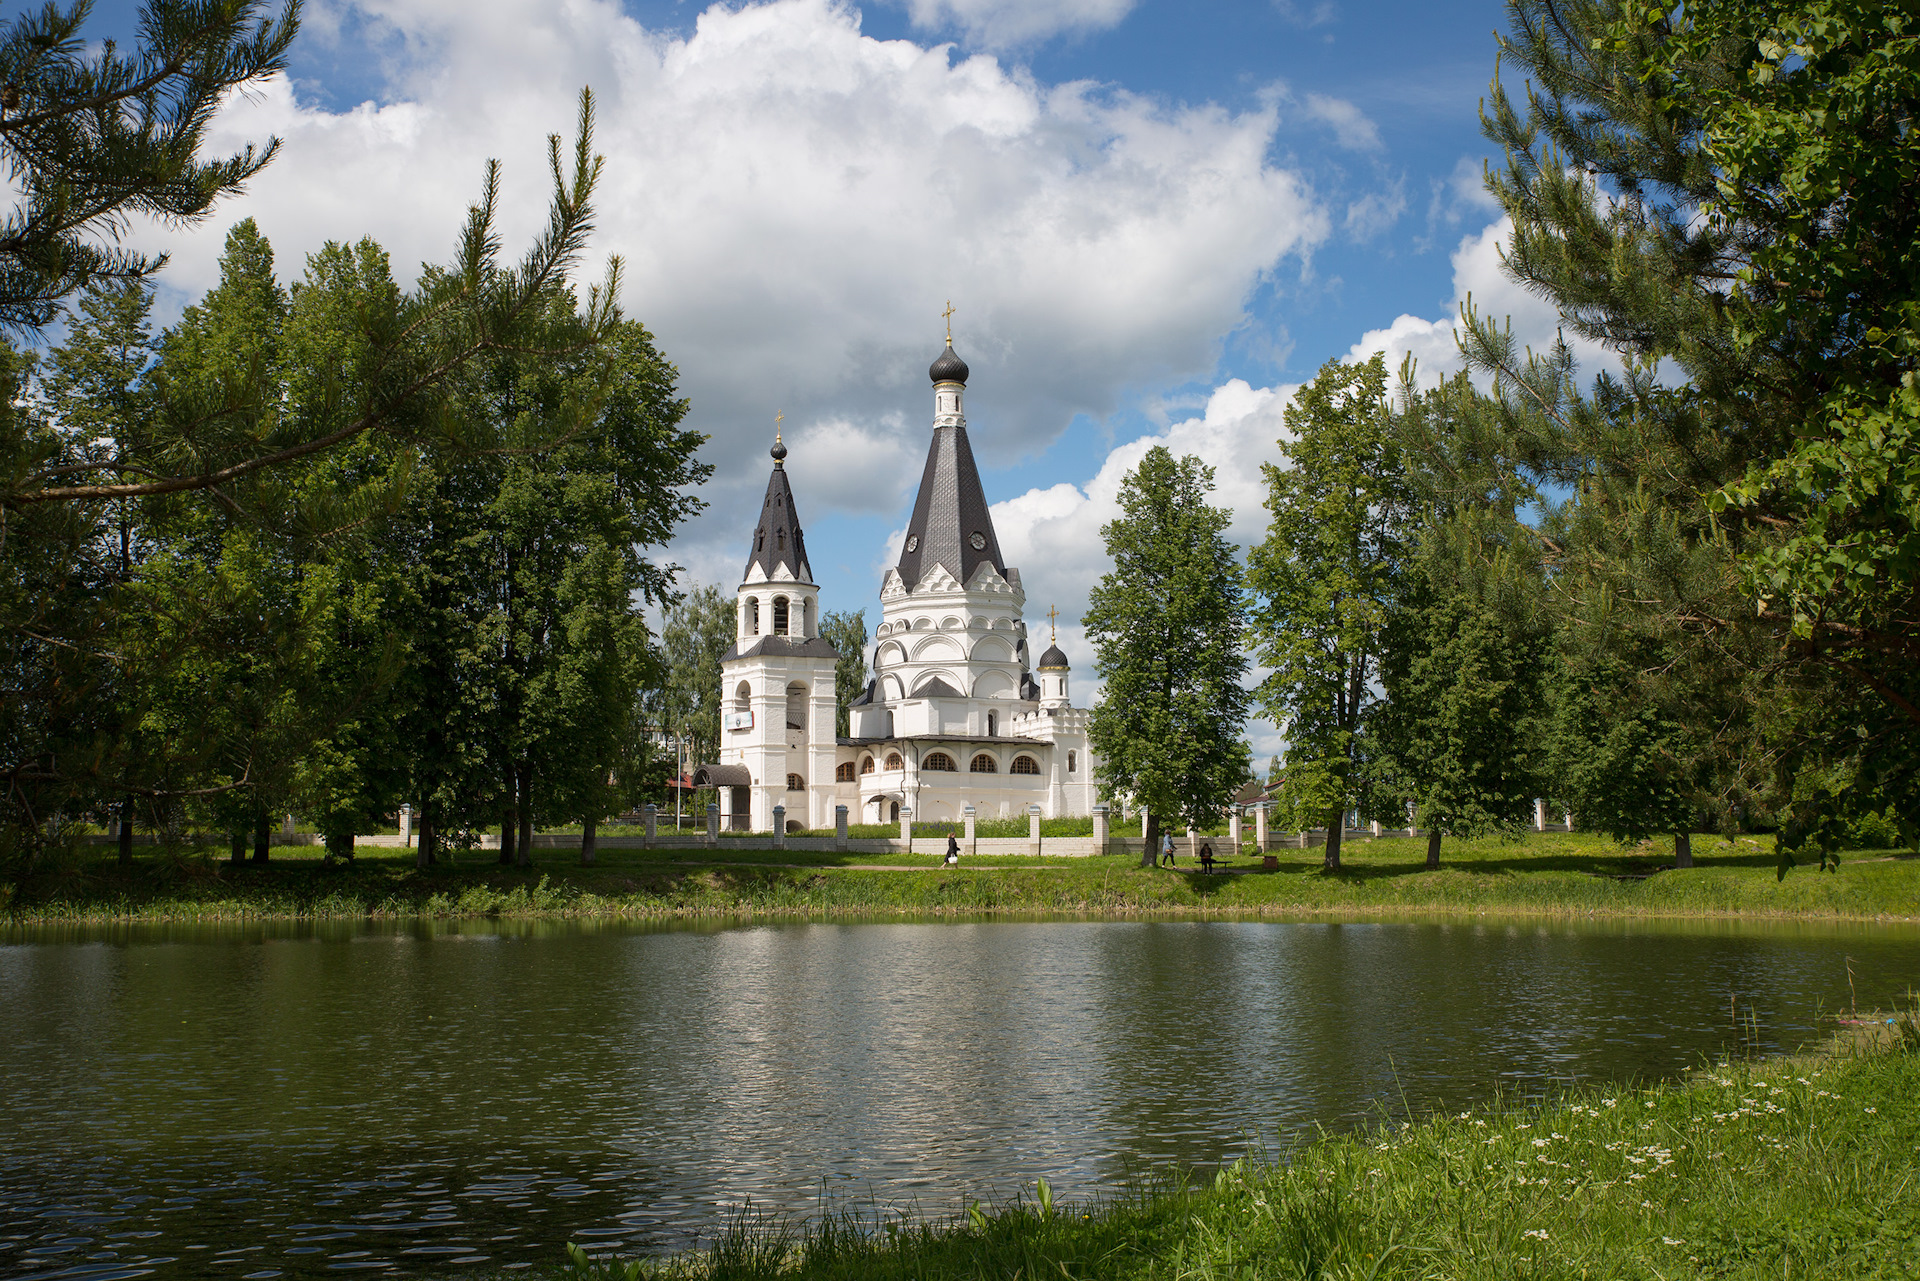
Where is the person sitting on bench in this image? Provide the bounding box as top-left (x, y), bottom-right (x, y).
top-left (1198, 841), bottom-right (1217, 874)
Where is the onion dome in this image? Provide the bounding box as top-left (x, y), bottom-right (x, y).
top-left (1036, 642), bottom-right (1070, 671)
top-left (770, 435), bottom-right (787, 464)
top-left (929, 342), bottom-right (969, 385)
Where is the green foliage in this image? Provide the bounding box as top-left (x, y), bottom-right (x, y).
top-left (1084, 446), bottom-right (1251, 862)
top-left (659, 583), bottom-right (736, 774)
top-left (1248, 355), bottom-right (1414, 868)
top-left (1475, 0), bottom-right (1920, 872)
top-left (0, 0), bottom-right (297, 330)
top-left (819, 609), bottom-right (868, 738)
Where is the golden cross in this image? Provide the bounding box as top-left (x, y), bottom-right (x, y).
top-left (1048, 604), bottom-right (1058, 643)
top-left (942, 300), bottom-right (955, 345)
top-left (774, 410), bottom-right (783, 444)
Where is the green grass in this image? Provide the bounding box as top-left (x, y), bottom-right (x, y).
top-left (7, 831), bottom-right (1919, 926)
top-left (560, 1020), bottom-right (1920, 1281)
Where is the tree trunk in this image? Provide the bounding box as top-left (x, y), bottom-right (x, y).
top-left (252, 811), bottom-right (270, 863)
top-left (516, 764), bottom-right (534, 867)
top-left (499, 809), bottom-right (516, 866)
top-left (118, 798), bottom-right (135, 865)
top-left (581, 815), bottom-right (597, 866)
top-left (1140, 811), bottom-right (1159, 868)
top-left (416, 811), bottom-right (434, 870)
top-left (1674, 831), bottom-right (1693, 869)
top-left (230, 829), bottom-right (245, 864)
top-left (1323, 807), bottom-right (1343, 872)
top-left (1425, 828), bottom-right (1441, 870)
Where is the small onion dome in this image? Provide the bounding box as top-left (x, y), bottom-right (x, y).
top-left (929, 342), bottom-right (970, 385)
top-left (770, 436), bottom-right (787, 463)
top-left (1036, 642), bottom-right (1070, 671)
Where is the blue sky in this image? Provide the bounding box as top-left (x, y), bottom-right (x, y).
top-left (92, 0), bottom-right (1565, 754)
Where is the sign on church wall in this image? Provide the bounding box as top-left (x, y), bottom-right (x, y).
top-left (724, 711), bottom-right (755, 731)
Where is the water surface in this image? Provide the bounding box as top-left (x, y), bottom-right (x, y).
top-left (3, 914), bottom-right (1917, 1278)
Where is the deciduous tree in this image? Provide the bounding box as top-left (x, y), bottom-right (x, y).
top-left (1248, 355), bottom-right (1415, 871)
top-left (1084, 446), bottom-right (1250, 867)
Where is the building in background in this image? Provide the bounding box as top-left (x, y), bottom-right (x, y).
top-left (697, 337), bottom-right (1097, 831)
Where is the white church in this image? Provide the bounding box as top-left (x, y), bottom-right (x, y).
top-left (692, 337), bottom-right (1099, 832)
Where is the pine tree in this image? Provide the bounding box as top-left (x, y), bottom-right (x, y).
top-left (1084, 446), bottom-right (1250, 868)
top-left (1465, 0), bottom-right (1907, 867)
top-left (1247, 355), bottom-right (1415, 871)
top-left (0, 0), bottom-right (297, 329)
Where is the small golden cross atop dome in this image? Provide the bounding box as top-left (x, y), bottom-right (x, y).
top-left (1049, 604), bottom-right (1058, 643)
top-left (942, 299), bottom-right (956, 345)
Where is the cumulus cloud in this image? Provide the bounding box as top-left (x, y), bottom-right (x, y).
top-left (159, 0), bottom-right (1327, 585)
top-left (1345, 214), bottom-right (1615, 387)
top-left (990, 376), bottom-right (1294, 667)
top-left (885, 0), bottom-right (1138, 48)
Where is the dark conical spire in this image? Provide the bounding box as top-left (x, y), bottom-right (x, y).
top-left (745, 440), bottom-right (811, 583)
top-left (895, 419), bottom-right (1005, 591)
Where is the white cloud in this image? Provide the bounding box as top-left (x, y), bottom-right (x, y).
top-left (1345, 214), bottom-right (1615, 387)
top-left (1302, 92), bottom-right (1381, 151)
top-left (161, 0), bottom-right (1327, 587)
top-left (886, 0), bottom-right (1137, 48)
top-left (990, 376), bottom-right (1295, 679)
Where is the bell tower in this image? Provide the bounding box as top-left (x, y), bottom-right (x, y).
top-left (717, 432), bottom-right (840, 832)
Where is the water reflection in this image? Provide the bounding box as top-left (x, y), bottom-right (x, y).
top-left (2, 914), bottom-right (1917, 1277)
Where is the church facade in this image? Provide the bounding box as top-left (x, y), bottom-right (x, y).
top-left (696, 339), bottom-right (1099, 832)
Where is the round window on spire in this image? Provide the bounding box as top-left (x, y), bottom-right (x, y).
top-left (905, 536), bottom-right (919, 553)
top-left (970, 532), bottom-right (986, 550)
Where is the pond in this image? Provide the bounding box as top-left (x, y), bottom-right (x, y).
top-left (3, 914), bottom-right (1918, 1277)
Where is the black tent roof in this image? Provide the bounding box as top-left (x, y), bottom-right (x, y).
top-left (895, 345), bottom-right (1006, 591)
top-left (744, 445), bottom-right (812, 583)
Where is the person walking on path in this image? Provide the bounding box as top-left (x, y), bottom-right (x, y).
top-left (945, 833), bottom-right (960, 866)
top-left (1160, 832), bottom-right (1176, 866)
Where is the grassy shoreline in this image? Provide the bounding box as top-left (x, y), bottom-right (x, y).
top-left (7, 832), bottom-right (1919, 927)
top-left (557, 1020), bottom-right (1920, 1281)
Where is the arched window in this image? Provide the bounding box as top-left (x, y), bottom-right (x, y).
top-left (773, 596), bottom-right (789, 635)
top-left (884, 753), bottom-right (903, 771)
top-left (861, 756), bottom-right (876, 775)
top-left (747, 597), bottom-right (760, 635)
top-left (1067, 750), bottom-right (1076, 774)
top-left (890, 801), bottom-right (899, 822)
top-left (1010, 755), bottom-right (1041, 775)
top-left (777, 529), bottom-right (786, 550)
top-left (970, 754), bottom-right (997, 773)
top-left (923, 752), bottom-right (957, 772)
top-left (786, 773), bottom-right (805, 791)
top-left (836, 762), bottom-right (857, 782)
top-left (986, 710), bottom-right (997, 737)
top-left (734, 682), bottom-right (750, 712)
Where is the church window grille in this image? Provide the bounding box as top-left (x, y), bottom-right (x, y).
top-left (836, 762), bottom-right (857, 782)
top-left (773, 596), bottom-right (789, 634)
top-left (986, 711), bottom-right (997, 737)
top-left (787, 773), bottom-right (805, 791)
top-left (860, 756), bottom-right (876, 774)
top-left (923, 752), bottom-right (957, 772)
top-left (747, 598), bottom-right (759, 634)
top-left (884, 753), bottom-right (903, 771)
top-left (1010, 755), bottom-right (1041, 775)
top-left (969, 754), bottom-right (997, 773)
top-left (1067, 751), bottom-right (1076, 774)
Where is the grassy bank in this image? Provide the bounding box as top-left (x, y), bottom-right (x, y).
top-left (563, 1022), bottom-right (1920, 1280)
top-left (7, 831), bottom-right (1919, 926)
